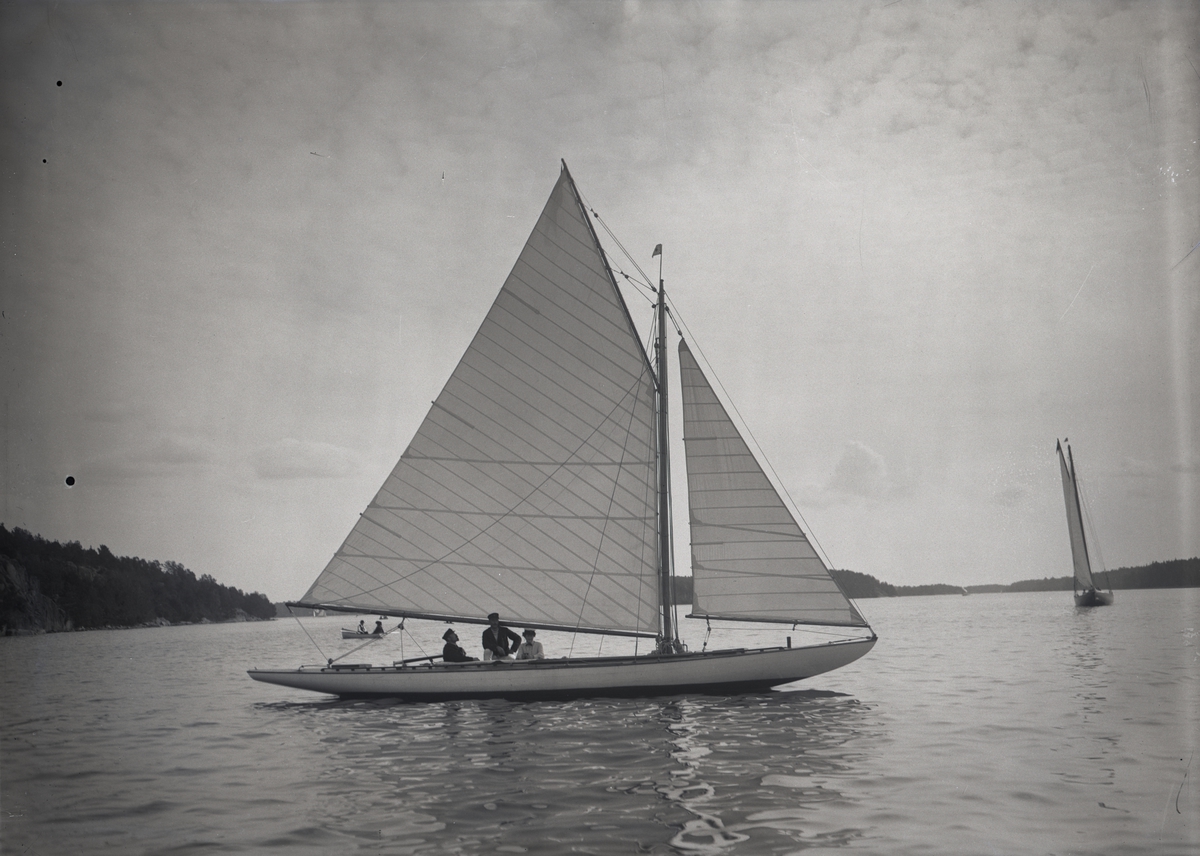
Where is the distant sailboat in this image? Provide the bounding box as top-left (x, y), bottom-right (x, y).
top-left (1056, 440), bottom-right (1114, 607)
top-left (248, 162), bottom-right (876, 700)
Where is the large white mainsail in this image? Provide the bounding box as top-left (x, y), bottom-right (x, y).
top-left (301, 166), bottom-right (661, 636)
top-left (677, 340), bottom-right (867, 627)
top-left (1057, 439), bottom-right (1096, 591)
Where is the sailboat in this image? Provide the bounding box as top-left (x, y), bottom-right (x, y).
top-left (248, 162), bottom-right (877, 700)
top-left (1056, 439), bottom-right (1114, 607)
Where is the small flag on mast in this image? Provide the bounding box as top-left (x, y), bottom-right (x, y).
top-left (652, 244), bottom-right (662, 257)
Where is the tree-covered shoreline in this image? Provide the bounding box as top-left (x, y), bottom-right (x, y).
top-left (826, 559), bottom-right (1200, 599)
top-left (1, 525), bottom-right (275, 634)
top-left (667, 558), bottom-right (1200, 603)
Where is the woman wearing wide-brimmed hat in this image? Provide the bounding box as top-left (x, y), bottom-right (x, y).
top-left (516, 628), bottom-right (544, 660)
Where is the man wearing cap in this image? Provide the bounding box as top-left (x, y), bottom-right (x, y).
top-left (481, 612), bottom-right (521, 660)
top-left (442, 628), bottom-right (476, 663)
top-left (516, 628), bottom-right (544, 660)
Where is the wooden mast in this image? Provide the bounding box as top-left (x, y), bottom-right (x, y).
top-left (655, 246), bottom-right (676, 649)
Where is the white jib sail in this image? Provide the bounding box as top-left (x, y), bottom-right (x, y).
top-left (1057, 441), bottom-right (1095, 590)
top-left (677, 340), bottom-right (868, 628)
top-left (302, 166), bottom-right (661, 636)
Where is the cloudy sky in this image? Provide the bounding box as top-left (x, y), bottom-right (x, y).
top-left (3, 0), bottom-right (1197, 601)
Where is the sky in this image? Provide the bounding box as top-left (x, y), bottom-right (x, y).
top-left (2, 0), bottom-right (1197, 602)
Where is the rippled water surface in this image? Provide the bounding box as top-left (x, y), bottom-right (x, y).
top-left (3, 589), bottom-right (1197, 854)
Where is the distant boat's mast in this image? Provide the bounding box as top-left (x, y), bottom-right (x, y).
top-left (654, 247), bottom-right (676, 647)
top-left (1067, 443), bottom-right (1093, 591)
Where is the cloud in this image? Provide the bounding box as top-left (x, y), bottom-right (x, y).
top-left (252, 438), bottom-right (362, 480)
top-left (992, 485), bottom-right (1029, 508)
top-left (1112, 457), bottom-right (1159, 478)
top-left (1170, 458), bottom-right (1200, 475)
top-left (147, 435), bottom-right (213, 466)
top-left (825, 441), bottom-right (889, 500)
top-left (73, 434), bottom-right (216, 485)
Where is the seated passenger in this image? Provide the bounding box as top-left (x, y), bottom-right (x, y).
top-left (442, 628), bottom-right (477, 662)
top-left (516, 628), bottom-right (544, 660)
top-left (482, 612), bottom-right (521, 660)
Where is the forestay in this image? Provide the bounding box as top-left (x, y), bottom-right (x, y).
top-left (301, 167), bottom-right (661, 636)
top-left (678, 340), bottom-right (868, 628)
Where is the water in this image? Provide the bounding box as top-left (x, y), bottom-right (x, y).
top-left (2, 589), bottom-right (1196, 855)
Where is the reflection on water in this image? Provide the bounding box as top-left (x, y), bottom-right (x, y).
top-left (265, 690), bottom-right (877, 854)
top-left (653, 693), bottom-right (873, 853)
top-left (658, 698), bottom-right (750, 851)
top-left (664, 691), bottom-right (875, 853)
top-left (258, 691), bottom-right (878, 849)
top-left (1062, 607), bottom-right (1119, 788)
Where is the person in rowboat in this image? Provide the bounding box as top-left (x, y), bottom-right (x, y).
top-left (372, 618), bottom-right (385, 636)
top-left (357, 619), bottom-right (367, 634)
top-left (516, 628), bottom-right (544, 660)
top-left (482, 612), bottom-right (521, 661)
top-left (442, 628), bottom-right (476, 662)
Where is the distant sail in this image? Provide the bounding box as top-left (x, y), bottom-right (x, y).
top-left (1057, 441), bottom-right (1095, 591)
top-left (677, 340), bottom-right (867, 627)
top-left (302, 168), bottom-right (661, 636)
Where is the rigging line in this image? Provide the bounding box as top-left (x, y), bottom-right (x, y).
top-left (1059, 263), bottom-right (1095, 322)
top-left (582, 199), bottom-right (657, 292)
top-left (646, 309), bottom-right (660, 378)
top-left (343, 366), bottom-right (658, 601)
top-left (576, 193), bottom-right (666, 375)
top-left (567, 366), bottom-right (656, 655)
top-left (1075, 469), bottom-right (1111, 589)
top-left (610, 264), bottom-right (658, 303)
top-left (664, 293), bottom-right (839, 573)
top-left (1171, 237), bottom-right (1200, 270)
top-left (587, 206), bottom-right (653, 285)
top-left (664, 304), bottom-right (681, 336)
top-left (289, 605), bottom-right (329, 662)
top-left (397, 620), bottom-right (433, 663)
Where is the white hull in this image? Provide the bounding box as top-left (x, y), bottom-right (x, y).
top-left (341, 629), bottom-right (382, 639)
top-left (249, 637), bottom-right (876, 701)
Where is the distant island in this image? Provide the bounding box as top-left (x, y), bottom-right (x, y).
top-left (1, 525), bottom-right (276, 635)
top-left (668, 558), bottom-right (1199, 603)
top-left (828, 560), bottom-right (1199, 598)
top-left (827, 558), bottom-right (1199, 598)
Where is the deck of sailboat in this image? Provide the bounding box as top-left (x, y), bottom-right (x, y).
top-left (248, 636), bottom-right (876, 701)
